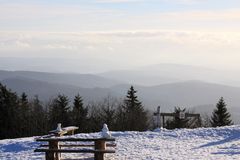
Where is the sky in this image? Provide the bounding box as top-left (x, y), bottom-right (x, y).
top-left (0, 0), bottom-right (240, 72)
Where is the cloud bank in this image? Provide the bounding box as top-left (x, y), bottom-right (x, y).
top-left (1, 30), bottom-right (240, 70)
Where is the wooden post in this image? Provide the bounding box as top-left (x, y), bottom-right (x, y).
top-left (153, 106), bottom-right (161, 128)
top-left (46, 140), bottom-right (59, 160)
top-left (56, 131), bottom-right (63, 159)
top-left (70, 130), bottom-right (74, 135)
top-left (94, 140), bottom-right (106, 160)
top-left (162, 115), bottom-right (165, 128)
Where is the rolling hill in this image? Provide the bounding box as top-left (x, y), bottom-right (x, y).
top-left (0, 70), bottom-right (121, 88)
top-left (1, 69), bottom-right (240, 123)
top-left (100, 64), bottom-right (240, 87)
top-left (1, 77), bottom-right (119, 102)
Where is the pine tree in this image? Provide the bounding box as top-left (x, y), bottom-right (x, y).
top-left (0, 83), bottom-right (19, 139)
top-left (49, 94), bottom-right (70, 129)
top-left (19, 92), bottom-right (31, 136)
top-left (211, 97), bottom-right (233, 127)
top-left (115, 103), bottom-right (126, 131)
top-left (99, 96), bottom-right (118, 130)
top-left (87, 102), bottom-right (103, 132)
top-left (122, 86), bottom-right (148, 131)
top-left (71, 94), bottom-right (88, 133)
top-left (30, 95), bottom-right (48, 135)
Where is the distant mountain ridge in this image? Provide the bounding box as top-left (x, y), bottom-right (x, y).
top-left (99, 63), bottom-right (240, 87)
top-left (109, 80), bottom-right (240, 108)
top-left (1, 69), bottom-right (240, 107)
top-left (1, 69), bottom-right (240, 123)
top-left (1, 77), bottom-right (119, 102)
top-left (0, 70), bottom-right (122, 88)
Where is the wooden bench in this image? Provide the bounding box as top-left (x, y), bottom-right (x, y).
top-left (34, 138), bottom-right (116, 160)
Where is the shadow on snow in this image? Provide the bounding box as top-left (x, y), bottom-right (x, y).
top-left (0, 141), bottom-right (38, 153)
top-left (194, 130), bottom-right (240, 155)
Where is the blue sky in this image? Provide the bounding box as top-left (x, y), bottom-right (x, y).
top-left (0, 0), bottom-right (240, 72)
top-left (3, 0), bottom-right (240, 12)
top-left (1, 0), bottom-right (240, 32)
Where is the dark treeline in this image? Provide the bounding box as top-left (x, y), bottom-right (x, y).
top-left (0, 84), bottom-right (149, 139)
top-left (0, 83), bottom-right (233, 140)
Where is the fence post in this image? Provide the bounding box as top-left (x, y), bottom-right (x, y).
top-left (94, 140), bottom-right (106, 160)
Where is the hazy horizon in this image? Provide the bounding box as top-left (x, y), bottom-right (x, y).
top-left (1, 0), bottom-right (240, 72)
top-left (1, 57), bottom-right (240, 74)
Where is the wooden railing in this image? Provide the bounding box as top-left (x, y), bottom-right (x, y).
top-left (34, 137), bottom-right (116, 160)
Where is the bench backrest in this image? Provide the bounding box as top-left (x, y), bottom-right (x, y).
top-left (36, 138), bottom-right (116, 142)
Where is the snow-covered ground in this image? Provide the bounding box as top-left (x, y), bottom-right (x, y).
top-left (1, 125), bottom-right (240, 160)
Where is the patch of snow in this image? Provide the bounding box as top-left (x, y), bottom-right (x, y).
top-left (0, 125), bottom-right (240, 159)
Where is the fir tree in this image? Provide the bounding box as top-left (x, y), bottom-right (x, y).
top-left (49, 94), bottom-right (70, 129)
top-left (30, 95), bottom-right (48, 135)
top-left (211, 97), bottom-right (233, 127)
top-left (71, 94), bottom-right (88, 133)
top-left (115, 103), bottom-right (126, 131)
top-left (20, 92), bottom-right (28, 105)
top-left (99, 96), bottom-right (117, 130)
top-left (87, 102), bottom-right (103, 132)
top-left (0, 83), bottom-right (19, 139)
top-left (122, 86), bottom-right (148, 131)
top-left (19, 92), bottom-right (31, 136)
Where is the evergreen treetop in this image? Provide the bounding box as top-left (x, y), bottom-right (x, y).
top-left (211, 97), bottom-right (233, 127)
top-left (72, 94), bottom-right (88, 132)
top-left (49, 94), bottom-right (70, 128)
top-left (122, 86), bottom-right (148, 131)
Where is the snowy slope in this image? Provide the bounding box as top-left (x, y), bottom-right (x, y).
top-left (1, 125), bottom-right (240, 160)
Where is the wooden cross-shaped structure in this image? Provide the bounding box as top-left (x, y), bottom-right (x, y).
top-left (153, 106), bottom-right (201, 128)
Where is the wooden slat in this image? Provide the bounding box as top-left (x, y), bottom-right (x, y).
top-left (185, 113), bottom-right (200, 117)
top-left (49, 127), bottom-right (78, 133)
top-left (62, 126), bottom-right (79, 131)
top-left (40, 144), bottom-right (94, 147)
top-left (160, 113), bottom-right (177, 116)
top-left (36, 138), bottom-right (115, 142)
top-left (40, 144), bottom-right (117, 147)
top-left (34, 149), bottom-right (115, 153)
top-left (160, 112), bottom-right (200, 117)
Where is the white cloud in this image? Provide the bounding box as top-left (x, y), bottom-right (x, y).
top-left (0, 1), bottom-right (240, 71)
top-left (15, 41), bottom-right (30, 48)
top-left (0, 3), bottom-right (121, 22)
top-left (162, 9), bottom-right (240, 21)
top-left (45, 44), bottom-right (77, 50)
top-left (0, 2), bottom-right (239, 32)
top-left (162, 0), bottom-right (207, 4)
top-left (0, 30), bottom-right (240, 69)
top-left (95, 0), bottom-right (144, 3)
top-left (1, 30), bottom-right (240, 50)
top-left (95, 0), bottom-right (205, 4)
top-left (76, 30), bottom-right (240, 46)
